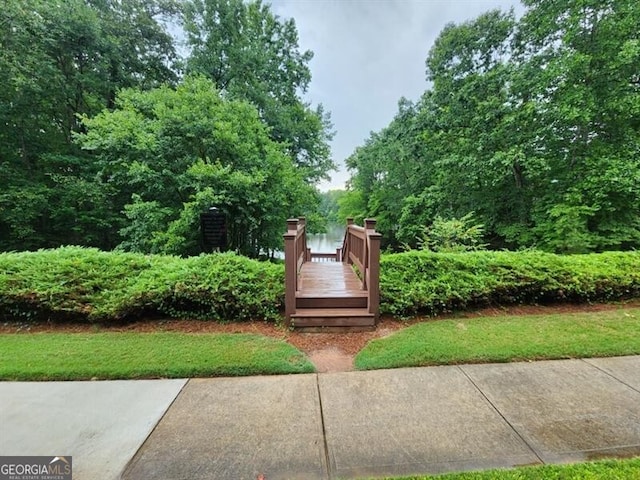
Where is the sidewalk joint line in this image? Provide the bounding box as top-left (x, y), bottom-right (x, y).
top-left (120, 378), bottom-right (189, 479)
top-left (457, 366), bottom-right (545, 465)
top-left (315, 374), bottom-right (333, 480)
top-left (580, 357), bottom-right (640, 394)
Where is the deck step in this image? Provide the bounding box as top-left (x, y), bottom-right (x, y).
top-left (296, 294), bottom-right (367, 309)
top-left (290, 308), bottom-right (375, 328)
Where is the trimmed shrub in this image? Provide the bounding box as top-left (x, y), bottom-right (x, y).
top-left (1, 247), bottom-right (639, 323)
top-left (380, 250), bottom-right (640, 317)
top-left (0, 247), bottom-right (283, 322)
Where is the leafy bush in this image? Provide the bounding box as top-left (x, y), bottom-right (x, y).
top-left (419, 212), bottom-right (487, 252)
top-left (2, 247), bottom-right (639, 323)
top-left (380, 250), bottom-right (640, 317)
top-left (0, 247), bottom-right (283, 323)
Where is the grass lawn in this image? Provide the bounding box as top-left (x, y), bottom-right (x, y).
top-left (372, 457), bottom-right (640, 479)
top-left (0, 332), bottom-right (314, 380)
top-left (356, 308), bottom-right (640, 370)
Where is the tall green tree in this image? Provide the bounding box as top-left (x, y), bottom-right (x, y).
top-left (345, 97), bottom-right (435, 247)
top-left (182, 0), bottom-right (334, 183)
top-left (346, 1), bottom-right (640, 253)
top-left (77, 76), bottom-right (317, 257)
top-left (424, 10), bottom-right (520, 238)
top-left (0, 0), bottom-right (180, 250)
top-left (318, 190), bottom-right (347, 224)
top-left (514, 0), bottom-right (640, 251)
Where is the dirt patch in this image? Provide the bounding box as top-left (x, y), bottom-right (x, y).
top-left (2, 301), bottom-right (639, 373)
top-left (308, 347), bottom-right (354, 373)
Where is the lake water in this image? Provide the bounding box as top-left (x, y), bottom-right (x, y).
top-left (272, 223), bottom-right (345, 259)
top-left (306, 223), bottom-right (345, 253)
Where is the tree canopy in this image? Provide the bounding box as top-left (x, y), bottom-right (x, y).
top-left (345, 0), bottom-right (640, 253)
top-left (183, 0), bottom-right (334, 183)
top-left (3, 0), bottom-right (638, 256)
top-left (0, 0), bottom-right (179, 250)
top-left (0, 0), bottom-right (333, 256)
top-left (77, 76), bottom-right (316, 256)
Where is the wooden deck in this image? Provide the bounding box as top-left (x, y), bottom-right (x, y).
top-left (284, 217), bottom-right (381, 330)
top-left (290, 262), bottom-right (374, 329)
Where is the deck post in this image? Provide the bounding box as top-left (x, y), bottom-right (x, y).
top-left (365, 218), bottom-right (382, 320)
top-left (283, 218), bottom-right (299, 324)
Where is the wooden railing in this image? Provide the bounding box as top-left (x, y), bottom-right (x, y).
top-left (309, 252), bottom-right (340, 262)
top-left (283, 217), bottom-right (308, 318)
top-left (341, 218), bottom-right (382, 315)
top-left (283, 217), bottom-right (381, 321)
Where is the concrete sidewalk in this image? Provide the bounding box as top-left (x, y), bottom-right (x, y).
top-left (0, 379), bottom-right (187, 479)
top-left (1, 356), bottom-right (639, 480)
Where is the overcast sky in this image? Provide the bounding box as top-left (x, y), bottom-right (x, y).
top-left (269, 0), bottom-right (524, 191)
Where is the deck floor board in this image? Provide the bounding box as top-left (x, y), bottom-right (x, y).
top-left (297, 262), bottom-right (363, 298)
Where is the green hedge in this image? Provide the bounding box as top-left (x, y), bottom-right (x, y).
top-left (380, 250), bottom-right (640, 317)
top-left (1, 247), bottom-right (639, 323)
top-left (0, 247), bottom-right (283, 322)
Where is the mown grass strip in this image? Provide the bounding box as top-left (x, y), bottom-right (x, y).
top-left (355, 308), bottom-right (640, 370)
top-left (371, 456), bottom-right (640, 479)
top-left (0, 332), bottom-right (314, 380)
